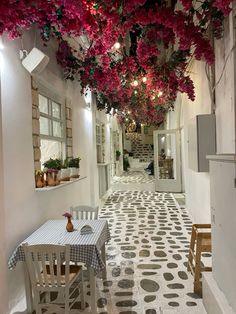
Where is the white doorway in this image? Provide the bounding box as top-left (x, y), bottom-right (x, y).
top-left (153, 129), bottom-right (182, 192)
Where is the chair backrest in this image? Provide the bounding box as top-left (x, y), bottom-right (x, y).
top-left (70, 205), bottom-right (98, 220)
top-left (23, 243), bottom-right (70, 289)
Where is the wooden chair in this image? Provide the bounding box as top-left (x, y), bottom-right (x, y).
top-left (69, 205), bottom-right (107, 280)
top-left (187, 224), bottom-right (212, 295)
top-left (23, 243), bottom-right (85, 314)
top-left (70, 205), bottom-right (98, 220)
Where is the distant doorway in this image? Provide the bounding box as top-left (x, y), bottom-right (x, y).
top-left (153, 129), bottom-right (182, 192)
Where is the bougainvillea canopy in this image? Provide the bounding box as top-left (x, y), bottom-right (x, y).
top-left (0, 0), bottom-right (234, 125)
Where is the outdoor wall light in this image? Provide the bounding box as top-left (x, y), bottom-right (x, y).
top-left (20, 47), bottom-right (49, 74)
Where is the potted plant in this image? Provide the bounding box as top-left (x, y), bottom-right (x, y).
top-left (116, 150), bottom-right (121, 161)
top-left (43, 158), bottom-right (61, 186)
top-left (35, 170), bottom-right (45, 188)
top-left (68, 157), bottom-right (81, 178)
top-left (60, 159), bottom-right (70, 181)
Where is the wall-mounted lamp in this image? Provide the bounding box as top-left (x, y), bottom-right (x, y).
top-left (20, 47), bottom-right (49, 74)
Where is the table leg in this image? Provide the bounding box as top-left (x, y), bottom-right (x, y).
top-left (89, 267), bottom-right (97, 314)
top-left (101, 244), bottom-right (107, 280)
top-left (23, 262), bottom-right (34, 314)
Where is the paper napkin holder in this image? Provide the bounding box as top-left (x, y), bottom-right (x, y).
top-left (80, 225), bottom-right (93, 235)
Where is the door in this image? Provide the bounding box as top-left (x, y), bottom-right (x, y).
top-left (153, 129), bottom-right (182, 192)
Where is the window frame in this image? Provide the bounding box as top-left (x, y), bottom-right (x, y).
top-left (38, 92), bottom-right (66, 162)
top-left (39, 93), bottom-right (66, 142)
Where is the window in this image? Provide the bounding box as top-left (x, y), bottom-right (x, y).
top-left (39, 94), bottom-right (66, 166)
top-left (96, 122), bottom-right (105, 163)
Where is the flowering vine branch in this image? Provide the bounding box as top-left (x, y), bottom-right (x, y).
top-left (0, 0), bottom-right (234, 124)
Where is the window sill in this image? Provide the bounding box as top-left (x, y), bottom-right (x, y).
top-left (35, 176), bottom-right (86, 192)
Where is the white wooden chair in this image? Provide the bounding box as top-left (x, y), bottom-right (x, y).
top-left (69, 205), bottom-right (107, 280)
top-left (70, 205), bottom-right (98, 220)
top-left (22, 243), bottom-right (85, 314)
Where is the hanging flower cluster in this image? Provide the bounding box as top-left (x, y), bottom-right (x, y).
top-left (0, 0), bottom-right (234, 125)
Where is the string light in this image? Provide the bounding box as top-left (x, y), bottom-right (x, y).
top-left (133, 80), bottom-right (138, 87)
top-left (158, 91), bottom-right (163, 97)
top-left (151, 96), bottom-right (155, 100)
top-left (113, 42), bottom-right (121, 49)
top-left (134, 90), bottom-right (137, 94)
top-left (142, 77), bottom-right (147, 83)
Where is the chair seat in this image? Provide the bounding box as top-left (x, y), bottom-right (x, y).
top-left (36, 265), bottom-right (82, 286)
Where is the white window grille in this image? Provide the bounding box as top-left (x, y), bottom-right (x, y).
top-left (38, 94), bottom-right (66, 166)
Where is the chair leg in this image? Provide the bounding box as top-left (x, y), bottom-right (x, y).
top-left (80, 271), bottom-right (85, 310)
top-left (194, 236), bottom-right (202, 295)
top-left (34, 292), bottom-right (41, 314)
top-left (65, 287), bottom-right (70, 314)
top-left (187, 225), bottom-right (196, 272)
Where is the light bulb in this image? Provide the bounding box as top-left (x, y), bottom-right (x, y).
top-left (125, 118), bottom-right (128, 121)
top-left (127, 111), bottom-right (130, 114)
top-left (158, 91), bottom-right (163, 97)
top-left (134, 90), bottom-right (137, 94)
top-left (113, 42), bottom-right (121, 49)
top-left (133, 80), bottom-right (138, 87)
top-left (142, 77), bottom-right (147, 83)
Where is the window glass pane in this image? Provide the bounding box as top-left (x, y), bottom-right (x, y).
top-left (40, 139), bottom-right (62, 167)
top-left (52, 101), bottom-right (61, 118)
top-left (39, 95), bottom-right (48, 114)
top-left (40, 116), bottom-right (50, 135)
top-left (53, 121), bottom-right (63, 138)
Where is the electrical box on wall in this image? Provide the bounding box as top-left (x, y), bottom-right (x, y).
top-left (188, 114), bottom-right (216, 172)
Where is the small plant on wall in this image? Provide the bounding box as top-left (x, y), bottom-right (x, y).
top-left (68, 157), bottom-right (81, 178)
top-left (43, 158), bottom-right (61, 170)
top-left (68, 157), bottom-right (81, 168)
top-left (42, 158), bottom-right (61, 186)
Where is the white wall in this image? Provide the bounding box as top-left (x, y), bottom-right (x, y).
top-left (180, 60), bottom-right (212, 223)
top-left (0, 43), bottom-right (8, 314)
top-left (215, 13), bottom-right (236, 154)
top-left (206, 11), bottom-right (236, 313)
top-left (1, 31), bottom-right (97, 313)
top-left (209, 157), bottom-right (236, 312)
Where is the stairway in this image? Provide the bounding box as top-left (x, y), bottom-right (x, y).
top-left (131, 137), bottom-right (154, 162)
